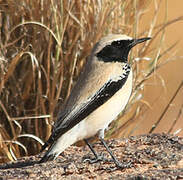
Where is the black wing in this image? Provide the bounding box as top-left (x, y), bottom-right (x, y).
top-left (41, 69), bottom-right (130, 151)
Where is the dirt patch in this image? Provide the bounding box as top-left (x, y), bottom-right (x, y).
top-left (0, 133), bottom-right (183, 179)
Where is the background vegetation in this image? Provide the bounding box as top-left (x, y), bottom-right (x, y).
top-left (0, 0), bottom-right (182, 163)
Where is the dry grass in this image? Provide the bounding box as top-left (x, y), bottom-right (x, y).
top-left (0, 0), bottom-right (182, 163)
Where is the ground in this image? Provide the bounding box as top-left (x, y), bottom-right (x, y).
top-left (0, 133), bottom-right (183, 179)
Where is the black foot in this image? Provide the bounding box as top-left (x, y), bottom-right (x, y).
top-left (83, 153), bottom-right (110, 164)
top-left (98, 135), bottom-right (133, 170)
top-left (108, 160), bottom-right (133, 171)
top-left (116, 160), bottom-right (132, 169)
top-left (83, 137), bottom-right (133, 169)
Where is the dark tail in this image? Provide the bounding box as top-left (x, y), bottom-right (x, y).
top-left (40, 133), bottom-right (56, 153)
top-left (39, 146), bottom-right (56, 163)
top-left (40, 142), bottom-right (49, 153)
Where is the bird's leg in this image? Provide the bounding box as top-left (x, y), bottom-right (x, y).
top-left (98, 130), bottom-right (132, 169)
top-left (83, 139), bottom-right (108, 163)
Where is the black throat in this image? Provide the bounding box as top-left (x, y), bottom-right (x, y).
top-left (96, 40), bottom-right (133, 63)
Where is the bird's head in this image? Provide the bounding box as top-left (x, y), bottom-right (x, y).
top-left (93, 34), bottom-right (151, 63)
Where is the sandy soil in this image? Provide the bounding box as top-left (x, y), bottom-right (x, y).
top-left (0, 133), bottom-right (183, 179)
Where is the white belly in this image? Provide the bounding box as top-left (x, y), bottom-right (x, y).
top-left (49, 71), bottom-right (132, 157)
top-left (76, 70), bottom-right (133, 140)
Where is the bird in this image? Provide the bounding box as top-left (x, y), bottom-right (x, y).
top-left (39, 34), bottom-right (151, 168)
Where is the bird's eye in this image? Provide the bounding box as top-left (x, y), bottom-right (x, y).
top-left (112, 40), bottom-right (122, 47)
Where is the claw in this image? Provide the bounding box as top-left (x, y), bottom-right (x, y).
top-left (84, 138), bottom-right (133, 169)
top-left (110, 160), bottom-right (133, 170)
top-left (83, 153), bottom-right (108, 164)
top-left (83, 157), bottom-right (101, 164)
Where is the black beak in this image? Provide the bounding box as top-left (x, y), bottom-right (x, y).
top-left (129, 37), bottom-right (151, 48)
